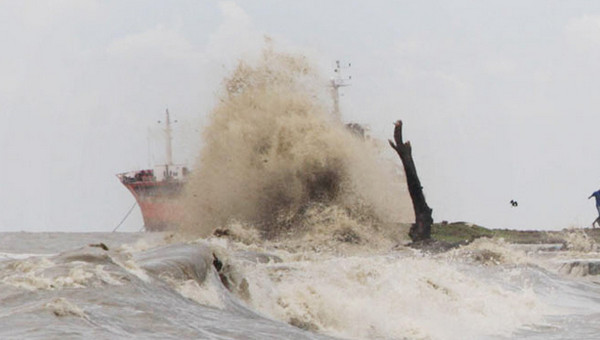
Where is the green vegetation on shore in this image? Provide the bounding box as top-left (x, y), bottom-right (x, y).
top-left (431, 222), bottom-right (600, 245)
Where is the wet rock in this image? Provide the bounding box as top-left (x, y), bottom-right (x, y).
top-left (334, 228), bottom-right (361, 244)
top-left (289, 317), bottom-right (319, 332)
top-left (560, 260), bottom-right (600, 276)
top-left (88, 243), bottom-right (109, 251)
top-left (213, 228), bottom-right (231, 237)
top-left (212, 253), bottom-right (251, 300)
top-left (407, 239), bottom-right (462, 254)
top-left (55, 246), bottom-right (113, 264)
top-left (471, 249), bottom-right (503, 265)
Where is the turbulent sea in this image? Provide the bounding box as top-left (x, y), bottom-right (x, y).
top-left (10, 49), bottom-right (600, 339)
top-left (2, 231), bottom-right (600, 340)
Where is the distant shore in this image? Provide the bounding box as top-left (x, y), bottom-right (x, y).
top-left (431, 222), bottom-right (600, 245)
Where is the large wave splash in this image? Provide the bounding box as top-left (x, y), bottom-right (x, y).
top-left (179, 48), bottom-right (412, 243)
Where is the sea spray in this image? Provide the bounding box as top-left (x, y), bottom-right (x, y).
top-left (563, 228), bottom-right (598, 253)
top-left (5, 232), bottom-right (600, 339)
top-left (210, 238), bottom-right (546, 340)
top-left (180, 48), bottom-right (412, 241)
top-left (162, 47), bottom-right (559, 340)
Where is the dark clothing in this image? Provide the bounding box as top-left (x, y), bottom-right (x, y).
top-left (590, 190), bottom-right (600, 227)
top-left (591, 190), bottom-right (600, 208)
top-left (592, 190), bottom-right (600, 205)
top-left (590, 191), bottom-right (600, 221)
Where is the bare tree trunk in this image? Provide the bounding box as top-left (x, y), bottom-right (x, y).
top-left (389, 120), bottom-right (433, 242)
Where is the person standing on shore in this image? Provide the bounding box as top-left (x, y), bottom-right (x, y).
top-left (588, 189), bottom-right (600, 228)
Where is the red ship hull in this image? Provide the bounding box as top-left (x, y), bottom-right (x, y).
top-left (118, 167), bottom-right (187, 231)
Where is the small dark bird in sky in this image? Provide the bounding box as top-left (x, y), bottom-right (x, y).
top-left (510, 200), bottom-right (518, 207)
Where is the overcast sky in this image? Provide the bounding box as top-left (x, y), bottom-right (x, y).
top-left (2, 0), bottom-right (600, 231)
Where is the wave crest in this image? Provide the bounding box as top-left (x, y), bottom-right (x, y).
top-left (180, 48), bottom-right (412, 241)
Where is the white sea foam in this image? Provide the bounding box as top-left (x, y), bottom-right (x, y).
top-left (445, 237), bottom-right (533, 266)
top-left (2, 233), bottom-right (600, 339)
top-left (563, 229), bottom-right (598, 253)
top-left (0, 249), bottom-right (129, 291)
top-left (0, 252), bottom-right (55, 260)
top-left (170, 273), bottom-right (226, 309)
top-left (44, 297), bottom-right (87, 319)
top-left (218, 243), bottom-right (547, 340)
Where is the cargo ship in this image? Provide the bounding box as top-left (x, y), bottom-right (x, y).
top-left (117, 110), bottom-right (189, 231)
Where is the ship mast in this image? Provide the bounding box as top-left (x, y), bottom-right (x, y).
top-left (330, 60), bottom-right (351, 120)
top-left (165, 109), bottom-right (173, 166)
top-left (158, 108), bottom-right (177, 171)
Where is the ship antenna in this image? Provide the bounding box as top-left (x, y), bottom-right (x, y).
top-left (158, 109), bottom-right (177, 166)
top-left (165, 109), bottom-right (173, 166)
top-left (330, 60), bottom-right (351, 120)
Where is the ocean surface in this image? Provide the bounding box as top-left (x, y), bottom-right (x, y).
top-left (1, 231), bottom-right (600, 339)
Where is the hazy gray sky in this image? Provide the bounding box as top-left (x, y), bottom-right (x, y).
top-left (2, 0), bottom-right (600, 231)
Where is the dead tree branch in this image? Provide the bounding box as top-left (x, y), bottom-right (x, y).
top-left (389, 120), bottom-right (433, 242)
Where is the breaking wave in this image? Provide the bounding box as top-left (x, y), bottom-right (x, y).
top-left (179, 47), bottom-right (412, 244)
top-left (5, 232), bottom-right (600, 339)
